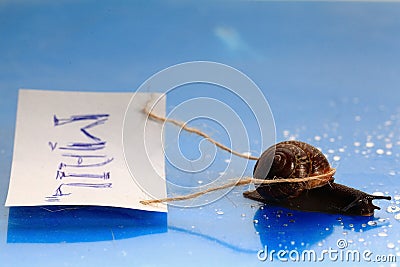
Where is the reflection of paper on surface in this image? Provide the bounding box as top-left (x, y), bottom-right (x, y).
top-left (5, 89), bottom-right (167, 212)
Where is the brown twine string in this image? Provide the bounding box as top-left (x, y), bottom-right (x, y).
top-left (143, 106), bottom-right (260, 161)
top-left (139, 169), bottom-right (336, 205)
top-left (141, 104), bottom-right (336, 206)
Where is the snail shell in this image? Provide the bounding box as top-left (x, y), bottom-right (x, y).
top-left (245, 140), bottom-right (391, 216)
top-left (254, 141), bottom-right (334, 201)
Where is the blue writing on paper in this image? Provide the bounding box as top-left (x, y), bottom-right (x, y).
top-left (58, 141), bottom-right (106, 151)
top-left (53, 114), bottom-right (109, 141)
top-left (47, 114), bottom-right (113, 202)
top-left (58, 157), bottom-right (114, 169)
top-left (48, 142), bottom-right (57, 151)
top-left (52, 183), bottom-right (113, 197)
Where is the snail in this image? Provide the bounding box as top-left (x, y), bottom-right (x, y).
top-left (243, 141), bottom-right (391, 216)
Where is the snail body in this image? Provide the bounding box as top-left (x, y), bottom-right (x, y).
top-left (244, 141), bottom-right (391, 216)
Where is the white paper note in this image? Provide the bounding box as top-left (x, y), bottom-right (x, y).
top-left (5, 89), bottom-right (167, 212)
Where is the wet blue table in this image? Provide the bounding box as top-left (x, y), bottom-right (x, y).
top-left (1, 1), bottom-right (399, 266)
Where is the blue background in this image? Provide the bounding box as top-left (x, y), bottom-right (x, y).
top-left (1, 1), bottom-right (400, 266)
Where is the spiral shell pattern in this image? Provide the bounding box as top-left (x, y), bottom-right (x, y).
top-left (254, 140), bottom-right (333, 201)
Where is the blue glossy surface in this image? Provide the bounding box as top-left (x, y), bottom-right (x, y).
top-left (7, 207), bottom-right (167, 243)
top-left (1, 1), bottom-right (400, 266)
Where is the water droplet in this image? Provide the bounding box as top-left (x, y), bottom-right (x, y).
top-left (384, 120), bottom-right (392, 126)
top-left (354, 141), bottom-right (361, 147)
top-left (366, 142), bottom-right (375, 148)
top-left (361, 223), bottom-right (367, 228)
top-left (386, 206), bottom-right (400, 213)
top-left (325, 227), bottom-right (330, 231)
top-left (386, 143), bottom-right (393, 149)
top-left (314, 135), bottom-right (321, 141)
top-left (290, 241), bottom-right (295, 245)
top-left (394, 214), bottom-right (400, 220)
top-left (253, 219), bottom-right (259, 224)
top-left (333, 155), bottom-right (341, 161)
top-left (328, 149), bottom-right (335, 154)
top-left (378, 218), bottom-right (387, 222)
top-left (387, 242), bottom-right (395, 249)
top-left (283, 130), bottom-right (290, 137)
top-left (282, 223), bottom-right (288, 227)
top-left (378, 232), bottom-right (388, 237)
top-left (349, 224), bottom-right (354, 228)
top-left (339, 148), bottom-right (345, 153)
top-left (337, 217), bottom-right (343, 222)
top-left (389, 170), bottom-right (396, 176)
top-left (386, 151), bottom-right (393, 156)
top-left (329, 138), bottom-right (335, 143)
top-left (255, 231), bottom-right (259, 235)
top-left (224, 159), bottom-right (231, 163)
top-left (317, 242), bottom-right (323, 247)
top-left (376, 149), bottom-right (385, 155)
top-left (241, 213), bottom-right (246, 217)
top-left (216, 210), bottom-right (224, 215)
top-left (394, 195), bottom-right (400, 201)
top-left (367, 221), bottom-right (378, 226)
top-left (289, 219), bottom-right (295, 223)
top-left (358, 238), bottom-right (365, 242)
top-left (355, 116), bottom-right (361, 121)
top-left (197, 180), bottom-right (204, 184)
